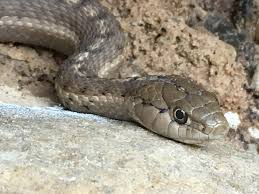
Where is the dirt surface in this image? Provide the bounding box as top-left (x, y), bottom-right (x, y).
top-left (0, 0), bottom-right (256, 147)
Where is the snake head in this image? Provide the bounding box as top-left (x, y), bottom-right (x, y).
top-left (131, 75), bottom-right (229, 145)
top-left (164, 79), bottom-right (229, 145)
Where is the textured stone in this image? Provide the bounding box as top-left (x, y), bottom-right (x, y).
top-left (248, 127), bottom-right (259, 139)
top-left (224, 112), bottom-right (241, 130)
top-left (0, 104), bottom-right (258, 194)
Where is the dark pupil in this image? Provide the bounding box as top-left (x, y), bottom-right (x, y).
top-left (176, 109), bottom-right (184, 119)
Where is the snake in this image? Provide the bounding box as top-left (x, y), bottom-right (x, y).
top-left (0, 0), bottom-right (229, 145)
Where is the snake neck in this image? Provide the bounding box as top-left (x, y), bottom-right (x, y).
top-left (55, 77), bottom-right (134, 121)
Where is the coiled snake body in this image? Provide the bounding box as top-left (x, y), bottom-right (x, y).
top-left (0, 0), bottom-right (229, 145)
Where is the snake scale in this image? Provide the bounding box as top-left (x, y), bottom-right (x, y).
top-left (0, 0), bottom-right (229, 145)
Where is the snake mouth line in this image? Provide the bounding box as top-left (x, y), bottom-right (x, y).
top-left (167, 123), bottom-right (227, 145)
top-left (176, 122), bottom-right (226, 143)
top-left (166, 121), bottom-right (209, 144)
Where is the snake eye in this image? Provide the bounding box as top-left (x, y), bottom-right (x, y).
top-left (173, 107), bottom-right (188, 124)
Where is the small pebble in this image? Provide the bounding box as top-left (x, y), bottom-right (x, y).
top-left (248, 127), bottom-right (259, 139)
top-left (224, 112), bottom-right (241, 130)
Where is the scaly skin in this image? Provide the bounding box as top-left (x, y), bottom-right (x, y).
top-left (0, 0), bottom-right (229, 145)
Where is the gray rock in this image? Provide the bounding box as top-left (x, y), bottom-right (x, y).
top-left (0, 104), bottom-right (258, 194)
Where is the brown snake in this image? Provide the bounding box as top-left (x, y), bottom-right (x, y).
top-left (0, 0), bottom-right (229, 145)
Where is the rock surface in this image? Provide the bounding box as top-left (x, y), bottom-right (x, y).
top-left (0, 103), bottom-right (258, 194)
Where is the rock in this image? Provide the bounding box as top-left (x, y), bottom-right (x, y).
top-left (0, 103), bottom-right (258, 193)
top-left (248, 127), bottom-right (259, 140)
top-left (224, 112), bottom-right (241, 130)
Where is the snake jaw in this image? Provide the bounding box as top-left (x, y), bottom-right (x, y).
top-left (167, 118), bottom-right (229, 145)
top-left (167, 119), bottom-right (204, 144)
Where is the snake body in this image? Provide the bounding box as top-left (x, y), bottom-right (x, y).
top-left (0, 0), bottom-right (229, 145)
